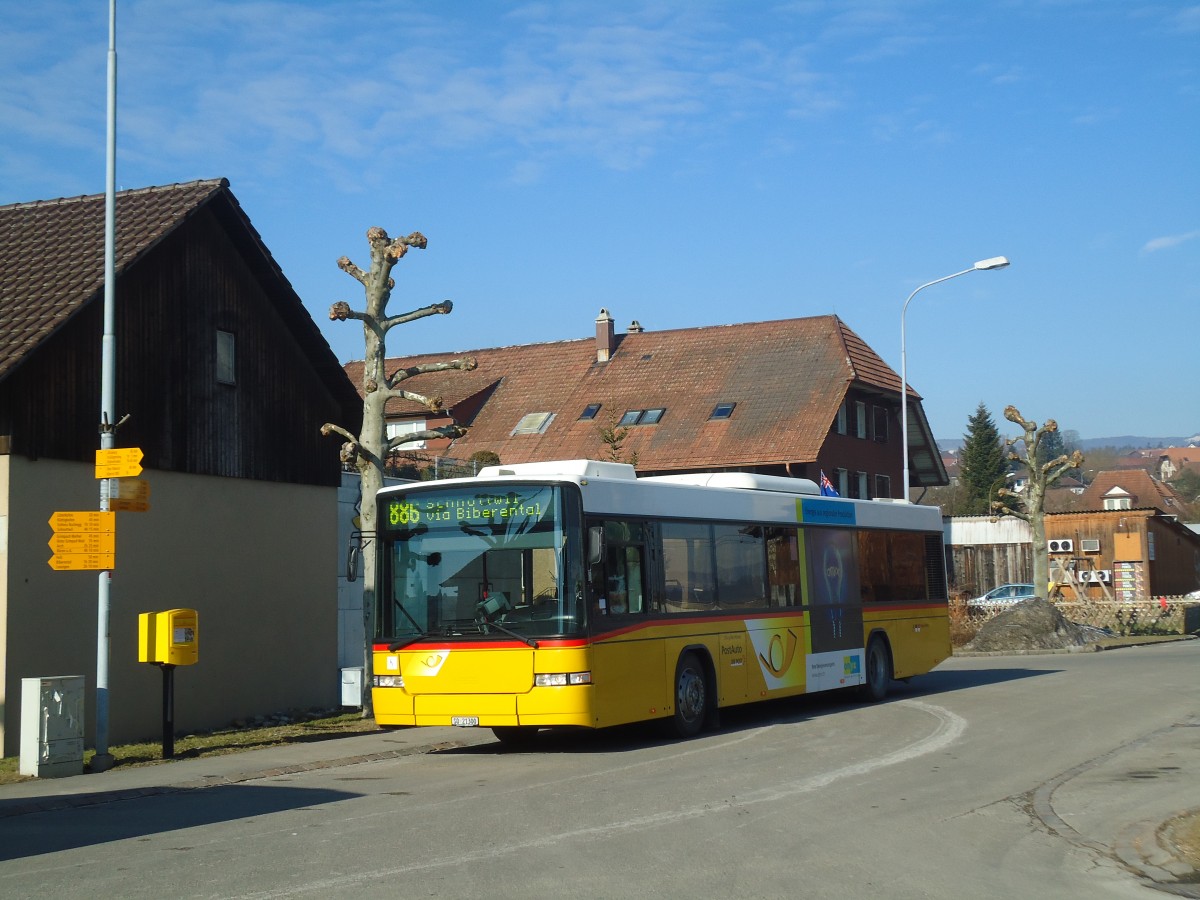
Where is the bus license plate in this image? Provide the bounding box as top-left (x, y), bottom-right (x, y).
top-left (451, 716), bottom-right (480, 727)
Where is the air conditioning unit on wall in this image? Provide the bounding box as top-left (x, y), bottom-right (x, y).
top-left (1079, 570), bottom-right (1112, 584)
top-left (1080, 539), bottom-right (1101, 553)
top-left (1048, 539), bottom-right (1074, 553)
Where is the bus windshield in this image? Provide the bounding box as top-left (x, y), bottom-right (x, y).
top-left (377, 484), bottom-right (582, 641)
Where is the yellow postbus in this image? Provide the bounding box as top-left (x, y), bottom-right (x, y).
top-left (371, 459), bottom-right (950, 743)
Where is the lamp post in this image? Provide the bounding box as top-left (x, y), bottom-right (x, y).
top-left (900, 256), bottom-right (1009, 501)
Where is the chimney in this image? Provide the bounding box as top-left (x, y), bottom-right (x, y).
top-left (628, 320), bottom-right (644, 333)
top-left (595, 308), bottom-right (616, 362)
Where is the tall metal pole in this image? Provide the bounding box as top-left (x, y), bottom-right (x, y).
top-left (93, 0), bottom-right (118, 773)
top-left (900, 258), bottom-right (1010, 502)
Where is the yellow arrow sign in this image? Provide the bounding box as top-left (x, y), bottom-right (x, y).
top-left (110, 498), bottom-right (150, 513)
top-left (49, 511), bottom-right (116, 533)
top-left (113, 478), bottom-right (151, 502)
top-left (49, 531), bottom-right (116, 554)
top-left (49, 552), bottom-right (115, 571)
top-left (95, 447), bottom-right (143, 479)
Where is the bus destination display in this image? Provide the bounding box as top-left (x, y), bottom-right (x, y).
top-left (386, 490), bottom-right (549, 529)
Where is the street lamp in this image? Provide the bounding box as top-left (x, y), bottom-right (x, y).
top-left (900, 256), bottom-right (1009, 501)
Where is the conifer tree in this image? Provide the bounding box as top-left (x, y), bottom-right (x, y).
top-left (959, 402), bottom-right (1008, 515)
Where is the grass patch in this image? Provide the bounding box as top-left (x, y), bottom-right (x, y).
top-left (0, 710), bottom-right (380, 786)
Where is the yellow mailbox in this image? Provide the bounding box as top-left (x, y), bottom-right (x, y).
top-left (138, 608), bottom-right (199, 666)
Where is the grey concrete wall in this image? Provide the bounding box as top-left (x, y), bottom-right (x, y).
top-left (1, 457), bottom-right (339, 755)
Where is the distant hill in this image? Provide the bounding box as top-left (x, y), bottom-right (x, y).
top-left (938, 434), bottom-right (1200, 453)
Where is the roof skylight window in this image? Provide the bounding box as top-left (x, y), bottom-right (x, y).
top-left (511, 412), bottom-right (555, 435)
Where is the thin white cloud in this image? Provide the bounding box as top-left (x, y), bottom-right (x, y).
top-left (1141, 231), bottom-right (1200, 254)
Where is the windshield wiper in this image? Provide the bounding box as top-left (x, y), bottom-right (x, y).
top-left (480, 619), bottom-right (539, 649)
top-left (388, 632), bottom-right (432, 652)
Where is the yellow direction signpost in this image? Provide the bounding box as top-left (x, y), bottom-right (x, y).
top-left (48, 510), bottom-right (116, 571)
top-left (95, 447), bottom-right (143, 479)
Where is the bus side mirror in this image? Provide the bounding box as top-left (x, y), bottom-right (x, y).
top-left (588, 526), bottom-right (604, 567)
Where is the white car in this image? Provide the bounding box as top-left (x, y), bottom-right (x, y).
top-left (968, 583), bottom-right (1039, 608)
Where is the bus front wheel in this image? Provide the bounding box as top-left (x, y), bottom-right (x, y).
top-left (858, 636), bottom-right (891, 702)
top-left (671, 652), bottom-right (708, 738)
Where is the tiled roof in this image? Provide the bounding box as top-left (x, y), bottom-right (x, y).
top-left (1076, 469), bottom-right (1187, 514)
top-left (349, 314), bottom-right (908, 473)
top-left (0, 179), bottom-right (228, 382)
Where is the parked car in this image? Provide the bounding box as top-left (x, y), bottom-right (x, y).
top-left (968, 583), bottom-right (1039, 608)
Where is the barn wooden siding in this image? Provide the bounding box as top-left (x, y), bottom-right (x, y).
top-left (0, 202), bottom-right (355, 486)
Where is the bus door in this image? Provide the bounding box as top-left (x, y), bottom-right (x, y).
top-left (587, 519), bottom-right (666, 727)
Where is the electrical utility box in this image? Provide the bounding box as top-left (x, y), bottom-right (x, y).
top-left (138, 608), bottom-right (199, 666)
top-left (20, 676), bottom-right (85, 778)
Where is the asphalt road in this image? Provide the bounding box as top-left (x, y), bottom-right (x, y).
top-left (1, 642), bottom-right (1197, 899)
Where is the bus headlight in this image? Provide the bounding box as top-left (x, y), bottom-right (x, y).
top-left (374, 675), bottom-right (404, 687)
top-left (535, 672), bottom-right (592, 687)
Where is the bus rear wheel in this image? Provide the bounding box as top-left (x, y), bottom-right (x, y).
top-left (858, 636), bottom-right (891, 702)
top-left (671, 652), bottom-right (708, 738)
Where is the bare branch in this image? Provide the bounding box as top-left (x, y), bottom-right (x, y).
top-left (385, 424), bottom-right (468, 453)
top-left (389, 232), bottom-right (427, 259)
top-left (385, 356), bottom-right (478, 390)
top-left (337, 256), bottom-right (367, 285)
top-left (379, 299), bottom-right (455, 333)
top-left (321, 422), bottom-right (357, 443)
top-left (328, 301), bottom-right (378, 330)
top-left (393, 390), bottom-right (444, 412)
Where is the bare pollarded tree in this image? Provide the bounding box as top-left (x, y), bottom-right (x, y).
top-left (993, 405), bottom-right (1085, 597)
top-left (321, 226), bottom-right (476, 712)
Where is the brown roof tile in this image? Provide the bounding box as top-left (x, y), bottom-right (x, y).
top-left (351, 314), bottom-right (906, 473)
top-left (0, 179), bottom-right (227, 382)
top-left (1076, 469), bottom-right (1188, 514)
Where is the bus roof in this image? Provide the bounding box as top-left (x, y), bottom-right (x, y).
top-left (378, 460), bottom-right (943, 532)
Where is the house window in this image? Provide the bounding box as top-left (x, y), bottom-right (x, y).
top-left (855, 401), bottom-right (868, 439)
top-left (873, 406), bottom-right (889, 443)
top-left (619, 409), bottom-right (666, 426)
top-left (836, 402), bottom-right (848, 435)
top-left (1103, 496), bottom-right (1131, 510)
top-left (875, 474), bottom-right (891, 499)
top-left (512, 412), bottom-right (555, 435)
top-left (216, 330), bottom-right (236, 385)
top-left (834, 468), bottom-right (848, 498)
top-left (579, 403), bottom-right (602, 420)
top-left (856, 471), bottom-right (868, 499)
top-left (710, 402), bottom-right (736, 420)
top-left (386, 419), bottom-right (426, 450)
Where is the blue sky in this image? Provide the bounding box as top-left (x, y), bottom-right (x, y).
top-left (2, 1), bottom-right (1197, 442)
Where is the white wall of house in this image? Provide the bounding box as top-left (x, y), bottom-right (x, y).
top-left (1, 457), bottom-right (340, 755)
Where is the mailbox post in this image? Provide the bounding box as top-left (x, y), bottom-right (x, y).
top-left (138, 609), bottom-right (198, 758)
